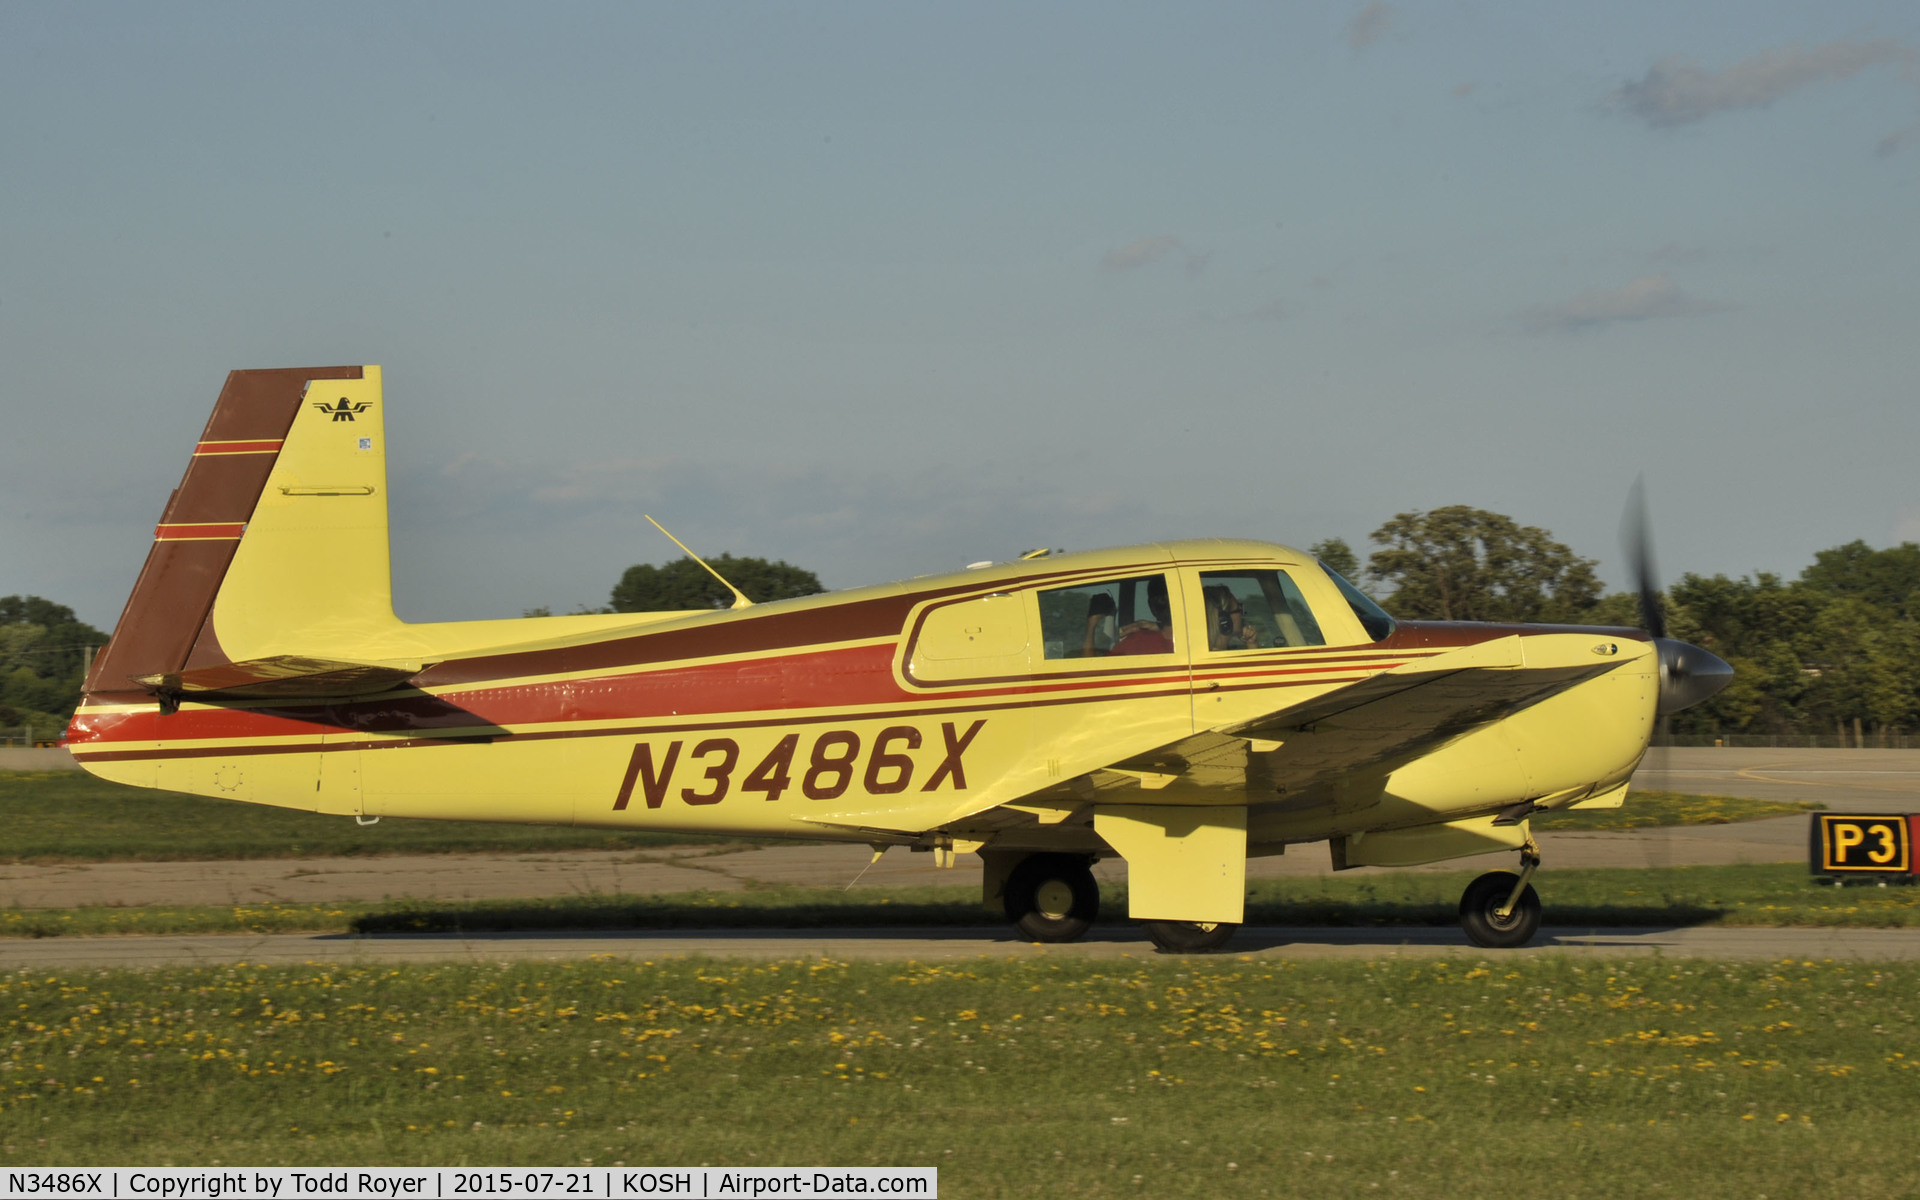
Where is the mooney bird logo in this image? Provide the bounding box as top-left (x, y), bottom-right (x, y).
top-left (313, 398), bottom-right (373, 422)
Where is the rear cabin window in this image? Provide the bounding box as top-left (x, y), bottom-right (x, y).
top-left (1198, 570), bottom-right (1326, 650)
top-left (1037, 575), bottom-right (1176, 659)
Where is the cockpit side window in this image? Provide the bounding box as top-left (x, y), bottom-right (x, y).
top-left (1198, 570), bottom-right (1326, 650)
top-left (1037, 574), bottom-right (1176, 659)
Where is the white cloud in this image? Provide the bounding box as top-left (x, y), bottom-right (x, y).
top-left (1611, 40), bottom-right (1915, 127)
top-left (1520, 274), bottom-right (1729, 333)
top-left (1348, 2), bottom-right (1391, 53)
top-left (1100, 235), bottom-right (1208, 275)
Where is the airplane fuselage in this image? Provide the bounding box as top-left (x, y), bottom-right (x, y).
top-left (69, 540), bottom-right (1657, 856)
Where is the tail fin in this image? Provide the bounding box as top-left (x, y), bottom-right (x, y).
top-left (85, 365), bottom-right (402, 700)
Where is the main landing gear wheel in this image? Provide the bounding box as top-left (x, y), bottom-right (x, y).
top-left (1459, 870), bottom-right (1542, 949)
top-left (1004, 854), bottom-right (1100, 943)
top-left (1145, 920), bottom-right (1239, 955)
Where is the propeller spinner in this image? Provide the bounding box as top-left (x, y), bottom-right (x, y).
top-left (1622, 479), bottom-right (1735, 715)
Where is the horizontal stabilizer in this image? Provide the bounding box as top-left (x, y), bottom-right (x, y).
top-left (131, 654), bottom-right (425, 699)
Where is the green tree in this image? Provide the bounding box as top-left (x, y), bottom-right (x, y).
top-left (1664, 572), bottom-right (1816, 735)
top-left (1578, 590), bottom-right (1645, 629)
top-left (0, 596), bottom-right (109, 735)
top-left (610, 555), bottom-right (825, 613)
top-left (1664, 561), bottom-right (1920, 737)
top-left (1799, 540), bottom-right (1920, 620)
top-left (1794, 544), bottom-right (1920, 735)
top-left (1795, 596), bottom-right (1917, 735)
top-left (1363, 507), bottom-right (1602, 623)
top-left (1308, 537), bottom-right (1361, 580)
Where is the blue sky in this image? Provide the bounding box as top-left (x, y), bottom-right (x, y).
top-left (4, 2), bottom-right (1917, 626)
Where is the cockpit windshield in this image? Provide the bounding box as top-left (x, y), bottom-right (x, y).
top-left (1322, 563), bottom-right (1395, 642)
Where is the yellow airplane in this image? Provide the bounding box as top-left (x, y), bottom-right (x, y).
top-left (66, 366), bottom-right (1733, 953)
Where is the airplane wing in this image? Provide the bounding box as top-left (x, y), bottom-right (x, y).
top-left (975, 635), bottom-right (1623, 826)
top-left (772, 635), bottom-right (1631, 838)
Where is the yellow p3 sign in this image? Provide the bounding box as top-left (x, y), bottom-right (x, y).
top-left (1813, 814), bottom-right (1914, 874)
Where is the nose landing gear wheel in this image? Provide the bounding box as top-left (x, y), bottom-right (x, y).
top-left (1004, 854), bottom-right (1100, 942)
top-left (1459, 870), bottom-right (1542, 948)
top-left (1144, 920), bottom-right (1239, 954)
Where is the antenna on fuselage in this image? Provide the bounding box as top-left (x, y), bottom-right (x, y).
top-left (643, 514), bottom-right (754, 610)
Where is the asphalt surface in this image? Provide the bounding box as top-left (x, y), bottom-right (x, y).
top-left (1, 924), bottom-right (1915, 969)
top-left (1631, 746), bottom-right (1920, 811)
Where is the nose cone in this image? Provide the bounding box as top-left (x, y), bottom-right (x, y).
top-left (1654, 637), bottom-right (1735, 714)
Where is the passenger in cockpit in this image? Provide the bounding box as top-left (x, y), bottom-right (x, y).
top-left (1111, 577), bottom-right (1174, 655)
top-left (1080, 592), bottom-right (1118, 657)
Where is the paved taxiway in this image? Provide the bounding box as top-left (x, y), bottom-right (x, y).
top-left (0, 925), bottom-right (1915, 970)
top-left (1631, 746), bottom-right (1920, 811)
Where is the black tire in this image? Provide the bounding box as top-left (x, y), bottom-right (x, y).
top-left (1145, 920), bottom-right (1239, 954)
top-left (1004, 854), bottom-right (1100, 942)
top-left (1459, 870), bottom-right (1542, 949)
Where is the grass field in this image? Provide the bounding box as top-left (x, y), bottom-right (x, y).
top-left (0, 771), bottom-right (1815, 864)
top-left (2, 955), bottom-right (1916, 1196)
top-left (4, 864), bottom-right (1915, 939)
top-left (0, 772), bottom-right (741, 861)
top-left (1531, 789), bottom-right (1820, 830)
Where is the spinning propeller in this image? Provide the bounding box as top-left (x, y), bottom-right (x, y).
top-left (1621, 478), bottom-right (1735, 715)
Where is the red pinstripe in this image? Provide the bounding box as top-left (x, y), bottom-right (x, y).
top-left (193, 440), bottom-right (285, 455)
top-left (154, 523), bottom-right (246, 541)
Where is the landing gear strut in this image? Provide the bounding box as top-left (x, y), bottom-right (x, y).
top-left (1003, 854), bottom-right (1100, 942)
top-left (1459, 846), bottom-right (1542, 949)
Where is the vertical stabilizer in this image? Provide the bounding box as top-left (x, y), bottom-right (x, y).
top-left (206, 366), bottom-right (403, 661)
top-left (84, 367), bottom-right (366, 700)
